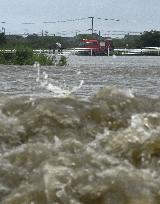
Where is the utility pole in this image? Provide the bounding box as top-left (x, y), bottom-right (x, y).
top-left (88, 17), bottom-right (94, 35)
top-left (1, 21), bottom-right (6, 35)
top-left (2, 27), bottom-right (5, 34)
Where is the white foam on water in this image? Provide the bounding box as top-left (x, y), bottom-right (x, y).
top-left (77, 70), bottom-right (81, 75)
top-left (54, 136), bottom-right (62, 149)
top-left (129, 113), bottom-right (160, 142)
top-left (46, 83), bottom-right (71, 97)
top-left (43, 71), bottom-right (48, 80)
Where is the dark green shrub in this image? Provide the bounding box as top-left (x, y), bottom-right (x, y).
top-left (58, 55), bottom-right (67, 66)
top-left (33, 54), bottom-right (53, 66)
top-left (0, 47), bottom-right (66, 66)
top-left (14, 47), bottom-right (34, 65)
top-left (0, 52), bottom-right (6, 64)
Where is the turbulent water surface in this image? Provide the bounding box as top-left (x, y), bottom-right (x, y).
top-left (0, 56), bottom-right (160, 204)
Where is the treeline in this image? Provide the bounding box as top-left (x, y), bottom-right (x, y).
top-left (113, 30), bottom-right (160, 48)
top-left (0, 30), bottom-right (160, 50)
top-left (0, 33), bottom-right (74, 50)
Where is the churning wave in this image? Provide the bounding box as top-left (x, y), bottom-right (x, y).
top-left (0, 86), bottom-right (160, 204)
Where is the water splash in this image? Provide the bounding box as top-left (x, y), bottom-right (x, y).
top-left (35, 65), bottom-right (84, 98)
top-left (45, 83), bottom-right (71, 97)
top-left (34, 61), bottom-right (40, 82)
top-left (70, 79), bottom-right (84, 93)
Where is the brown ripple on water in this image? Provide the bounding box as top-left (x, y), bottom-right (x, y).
top-left (1, 87), bottom-right (160, 203)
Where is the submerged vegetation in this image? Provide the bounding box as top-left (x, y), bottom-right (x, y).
top-left (58, 55), bottom-right (67, 66)
top-left (0, 48), bottom-right (53, 65)
top-left (0, 46), bottom-right (67, 66)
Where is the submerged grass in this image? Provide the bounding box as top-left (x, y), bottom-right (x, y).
top-left (0, 47), bottom-right (67, 66)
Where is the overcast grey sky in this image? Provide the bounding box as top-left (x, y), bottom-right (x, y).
top-left (0, 0), bottom-right (159, 36)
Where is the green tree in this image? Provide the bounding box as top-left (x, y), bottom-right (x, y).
top-left (0, 33), bottom-right (6, 47)
top-left (140, 30), bottom-right (160, 47)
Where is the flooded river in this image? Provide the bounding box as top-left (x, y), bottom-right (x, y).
top-left (0, 56), bottom-right (160, 204)
top-left (0, 55), bottom-right (160, 98)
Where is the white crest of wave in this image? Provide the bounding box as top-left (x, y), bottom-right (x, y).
top-left (112, 87), bottom-right (134, 98)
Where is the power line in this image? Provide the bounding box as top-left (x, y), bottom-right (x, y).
top-left (22, 22), bottom-right (35, 24)
top-left (43, 17), bottom-right (88, 24)
top-left (88, 17), bottom-right (120, 35)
